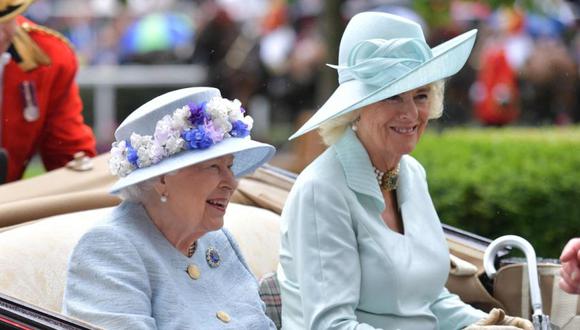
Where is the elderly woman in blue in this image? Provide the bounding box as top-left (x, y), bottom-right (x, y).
top-left (277, 12), bottom-right (533, 330)
top-left (63, 87), bottom-right (277, 329)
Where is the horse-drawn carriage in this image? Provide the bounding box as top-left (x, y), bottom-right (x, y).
top-left (0, 154), bottom-right (577, 329)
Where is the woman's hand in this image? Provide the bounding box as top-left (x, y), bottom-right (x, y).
top-left (559, 238), bottom-right (580, 294)
top-left (464, 308), bottom-right (533, 330)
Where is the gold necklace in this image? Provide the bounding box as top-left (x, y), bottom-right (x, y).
top-left (373, 164), bottom-right (400, 191)
top-left (187, 241), bottom-right (198, 258)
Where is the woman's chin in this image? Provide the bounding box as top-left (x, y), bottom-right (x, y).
top-left (207, 217), bottom-right (225, 232)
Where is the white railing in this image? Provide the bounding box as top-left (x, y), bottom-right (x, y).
top-left (76, 65), bottom-right (207, 144)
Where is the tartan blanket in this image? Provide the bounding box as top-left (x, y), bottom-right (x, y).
top-left (258, 272), bottom-right (282, 329)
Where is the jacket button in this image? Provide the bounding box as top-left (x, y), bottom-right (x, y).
top-left (216, 311), bottom-right (231, 323)
top-left (186, 264), bottom-right (200, 280)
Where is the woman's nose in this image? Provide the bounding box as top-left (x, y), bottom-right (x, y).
top-left (220, 169), bottom-right (238, 191)
top-left (398, 98), bottom-right (419, 120)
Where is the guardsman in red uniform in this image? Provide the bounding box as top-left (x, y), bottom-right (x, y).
top-left (0, 0), bottom-right (96, 183)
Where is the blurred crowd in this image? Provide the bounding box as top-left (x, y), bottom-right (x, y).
top-left (24, 0), bottom-right (580, 136)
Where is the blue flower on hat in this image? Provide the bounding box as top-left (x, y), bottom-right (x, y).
top-left (126, 141), bottom-right (139, 167)
top-left (230, 120), bottom-right (250, 138)
top-left (182, 126), bottom-right (213, 149)
top-left (188, 101), bottom-right (208, 126)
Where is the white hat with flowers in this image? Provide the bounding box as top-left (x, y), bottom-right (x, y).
top-left (108, 87), bottom-right (275, 194)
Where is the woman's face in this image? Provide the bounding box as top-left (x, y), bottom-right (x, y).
top-left (356, 85), bottom-right (432, 167)
top-left (162, 154), bottom-right (238, 235)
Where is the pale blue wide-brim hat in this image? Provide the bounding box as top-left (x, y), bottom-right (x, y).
top-left (289, 11), bottom-right (478, 140)
top-left (109, 87), bottom-right (275, 194)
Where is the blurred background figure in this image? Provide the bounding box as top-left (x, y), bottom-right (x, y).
top-left (119, 11), bottom-right (195, 64)
top-left (471, 7), bottom-right (526, 127)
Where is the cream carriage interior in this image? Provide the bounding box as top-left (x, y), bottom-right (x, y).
top-left (0, 154), bottom-right (577, 329)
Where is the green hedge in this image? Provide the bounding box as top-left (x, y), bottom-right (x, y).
top-left (412, 127), bottom-right (580, 258)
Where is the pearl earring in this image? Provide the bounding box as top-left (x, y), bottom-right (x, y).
top-left (160, 193), bottom-right (168, 203)
top-left (351, 117), bottom-right (360, 132)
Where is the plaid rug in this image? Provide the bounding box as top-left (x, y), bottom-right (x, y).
top-left (258, 272), bottom-right (282, 329)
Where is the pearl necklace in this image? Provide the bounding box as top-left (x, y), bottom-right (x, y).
top-left (373, 164), bottom-right (400, 191)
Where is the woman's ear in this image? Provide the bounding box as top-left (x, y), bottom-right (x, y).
top-left (153, 175), bottom-right (168, 196)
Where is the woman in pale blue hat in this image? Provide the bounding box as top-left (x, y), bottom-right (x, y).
top-left (63, 87), bottom-right (276, 329)
top-left (277, 12), bottom-right (533, 330)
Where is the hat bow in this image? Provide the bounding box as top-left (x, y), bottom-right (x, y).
top-left (329, 38), bottom-right (433, 87)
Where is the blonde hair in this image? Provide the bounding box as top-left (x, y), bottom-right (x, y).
top-left (318, 80), bottom-right (445, 146)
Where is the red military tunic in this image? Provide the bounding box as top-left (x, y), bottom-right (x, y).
top-left (1, 16), bottom-right (96, 183)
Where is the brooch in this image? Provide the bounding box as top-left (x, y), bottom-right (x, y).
top-left (205, 246), bottom-right (221, 268)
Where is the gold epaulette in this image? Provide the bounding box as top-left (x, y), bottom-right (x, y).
top-left (12, 22), bottom-right (76, 71)
top-left (21, 21), bottom-right (75, 51)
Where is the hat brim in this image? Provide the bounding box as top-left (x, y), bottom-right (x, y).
top-left (289, 29), bottom-right (477, 140)
top-left (109, 137), bottom-right (275, 194)
top-left (0, 1), bottom-right (33, 23)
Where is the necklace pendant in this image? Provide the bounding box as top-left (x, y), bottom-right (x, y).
top-left (205, 246), bottom-right (221, 268)
top-left (373, 164), bottom-right (400, 191)
top-left (381, 174), bottom-right (399, 191)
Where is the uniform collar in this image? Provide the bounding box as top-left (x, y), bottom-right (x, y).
top-left (7, 44), bottom-right (20, 62)
top-left (334, 127), bottom-right (385, 211)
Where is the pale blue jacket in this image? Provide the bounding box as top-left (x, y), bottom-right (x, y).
top-left (63, 201), bottom-right (276, 330)
top-left (278, 128), bottom-right (486, 330)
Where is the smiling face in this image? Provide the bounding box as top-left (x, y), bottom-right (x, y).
top-left (161, 154), bottom-right (238, 236)
top-left (355, 85), bottom-right (432, 170)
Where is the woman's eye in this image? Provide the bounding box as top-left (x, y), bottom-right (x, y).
top-left (384, 95), bottom-right (401, 103)
top-left (415, 94), bottom-right (429, 102)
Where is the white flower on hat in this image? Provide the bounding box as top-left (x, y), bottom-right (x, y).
top-left (109, 140), bottom-right (135, 177)
top-left (242, 116), bottom-right (254, 131)
top-left (172, 105), bottom-right (193, 131)
top-left (206, 97), bottom-right (233, 135)
top-left (130, 133), bottom-right (154, 168)
top-left (226, 99), bottom-right (245, 122)
top-left (154, 115), bottom-right (185, 156)
top-left (148, 141), bottom-right (165, 164)
top-left (164, 135), bottom-right (185, 155)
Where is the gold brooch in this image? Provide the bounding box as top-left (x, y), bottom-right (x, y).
top-left (373, 164), bottom-right (400, 191)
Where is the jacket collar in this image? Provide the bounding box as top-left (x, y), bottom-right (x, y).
top-left (334, 127), bottom-right (413, 212)
top-left (334, 127), bottom-right (385, 211)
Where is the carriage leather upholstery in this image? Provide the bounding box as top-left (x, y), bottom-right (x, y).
top-left (0, 203), bottom-right (280, 314)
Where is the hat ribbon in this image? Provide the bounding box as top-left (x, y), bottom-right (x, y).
top-left (328, 38), bottom-right (433, 87)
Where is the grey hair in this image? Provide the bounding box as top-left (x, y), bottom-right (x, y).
top-left (116, 177), bottom-right (158, 202)
top-left (116, 170), bottom-right (179, 202)
top-left (318, 80), bottom-right (446, 146)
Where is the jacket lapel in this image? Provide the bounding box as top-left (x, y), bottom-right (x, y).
top-left (334, 128), bottom-right (385, 212)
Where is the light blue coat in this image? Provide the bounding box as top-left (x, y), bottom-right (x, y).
top-left (63, 201), bottom-right (276, 330)
top-left (278, 128), bottom-right (486, 330)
